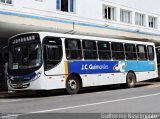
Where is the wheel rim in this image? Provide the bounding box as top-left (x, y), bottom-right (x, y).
top-left (68, 79), bottom-right (77, 90)
top-left (128, 74), bottom-right (135, 86)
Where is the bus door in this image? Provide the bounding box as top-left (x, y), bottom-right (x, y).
top-left (43, 37), bottom-right (63, 75)
top-left (156, 47), bottom-right (160, 77)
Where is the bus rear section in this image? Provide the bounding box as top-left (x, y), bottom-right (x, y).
top-left (156, 47), bottom-right (160, 77)
top-left (64, 39), bottom-right (158, 94)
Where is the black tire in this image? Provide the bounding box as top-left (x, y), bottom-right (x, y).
top-left (126, 72), bottom-right (136, 88)
top-left (66, 75), bottom-right (80, 95)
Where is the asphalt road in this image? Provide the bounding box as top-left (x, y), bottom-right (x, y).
top-left (0, 79), bottom-right (160, 118)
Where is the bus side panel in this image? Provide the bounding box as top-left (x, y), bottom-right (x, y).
top-left (125, 61), bottom-right (154, 72)
top-left (67, 61), bottom-right (155, 74)
top-left (97, 73), bottom-right (115, 86)
top-left (136, 71), bottom-right (158, 82)
top-left (68, 60), bottom-right (119, 87)
top-left (67, 60), bottom-right (156, 87)
top-left (80, 73), bottom-right (126, 88)
top-left (112, 73), bottom-right (127, 84)
top-left (44, 60), bottom-right (65, 76)
top-left (42, 75), bottom-right (66, 90)
top-left (80, 74), bottom-right (98, 87)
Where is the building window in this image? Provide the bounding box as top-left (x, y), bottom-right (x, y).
top-left (0, 0), bottom-right (12, 4)
top-left (103, 5), bottom-right (116, 21)
top-left (135, 13), bottom-right (145, 26)
top-left (148, 16), bottom-right (157, 28)
top-left (120, 9), bottom-right (132, 24)
top-left (56, 0), bottom-right (75, 13)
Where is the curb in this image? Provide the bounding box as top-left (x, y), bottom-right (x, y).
top-left (0, 91), bottom-right (33, 98)
top-left (0, 91), bottom-right (15, 98)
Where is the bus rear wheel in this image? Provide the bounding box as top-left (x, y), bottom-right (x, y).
top-left (66, 75), bottom-right (80, 95)
top-left (126, 72), bottom-right (136, 88)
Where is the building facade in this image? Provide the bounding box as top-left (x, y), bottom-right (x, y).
top-left (0, 0), bottom-right (160, 90)
top-left (0, 0), bottom-right (160, 43)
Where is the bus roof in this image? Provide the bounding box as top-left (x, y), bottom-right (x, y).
top-left (9, 32), bottom-right (155, 46)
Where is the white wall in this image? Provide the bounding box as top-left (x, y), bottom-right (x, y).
top-left (0, 0), bottom-right (160, 39)
top-left (108, 0), bottom-right (160, 15)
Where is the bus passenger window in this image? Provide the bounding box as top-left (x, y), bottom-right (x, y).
top-left (65, 39), bottom-right (82, 60)
top-left (137, 45), bottom-right (148, 60)
top-left (98, 41), bottom-right (111, 60)
top-left (147, 46), bottom-right (154, 60)
top-left (125, 44), bottom-right (137, 60)
top-left (82, 40), bottom-right (98, 60)
top-left (111, 43), bottom-right (125, 60)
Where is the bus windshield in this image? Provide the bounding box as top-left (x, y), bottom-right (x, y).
top-left (8, 42), bottom-right (42, 75)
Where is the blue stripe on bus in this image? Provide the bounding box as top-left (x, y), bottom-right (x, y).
top-left (9, 72), bottom-right (36, 81)
top-left (68, 61), bottom-right (154, 74)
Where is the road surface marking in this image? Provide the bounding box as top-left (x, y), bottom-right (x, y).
top-left (28, 92), bottom-right (160, 113)
top-left (144, 84), bottom-right (160, 88)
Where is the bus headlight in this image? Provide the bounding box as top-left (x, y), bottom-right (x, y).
top-left (30, 72), bottom-right (42, 82)
top-left (7, 75), bottom-right (14, 81)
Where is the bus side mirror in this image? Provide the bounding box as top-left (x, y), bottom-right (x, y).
top-left (2, 46), bottom-right (9, 63)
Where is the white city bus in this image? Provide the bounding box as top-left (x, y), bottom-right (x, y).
top-left (7, 32), bottom-right (158, 94)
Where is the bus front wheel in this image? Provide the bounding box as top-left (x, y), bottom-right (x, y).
top-left (126, 72), bottom-right (136, 88)
top-left (66, 75), bottom-right (80, 95)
